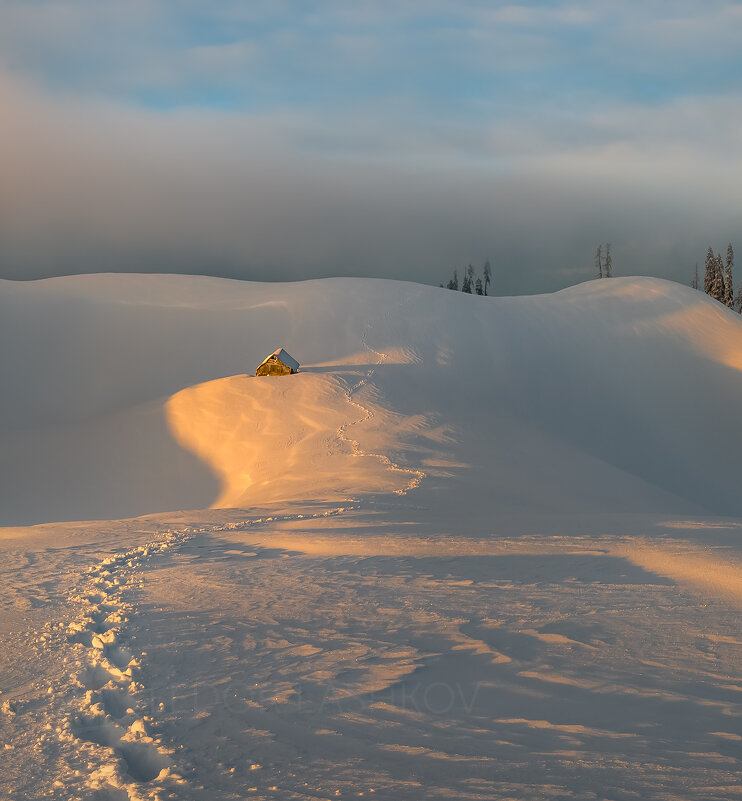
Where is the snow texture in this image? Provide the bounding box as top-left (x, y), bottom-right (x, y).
top-left (2, 274), bottom-right (742, 799)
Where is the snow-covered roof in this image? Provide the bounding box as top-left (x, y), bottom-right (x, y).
top-left (258, 347), bottom-right (299, 371)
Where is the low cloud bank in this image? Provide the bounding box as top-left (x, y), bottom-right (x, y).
top-left (1, 70), bottom-right (740, 293)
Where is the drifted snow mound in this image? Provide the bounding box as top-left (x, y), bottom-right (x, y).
top-left (1, 273), bottom-right (742, 525)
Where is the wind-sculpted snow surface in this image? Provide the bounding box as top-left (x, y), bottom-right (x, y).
top-left (0, 507), bottom-right (356, 798)
top-left (3, 275), bottom-right (742, 799)
top-left (2, 274), bottom-right (742, 524)
top-left (6, 509), bottom-right (742, 799)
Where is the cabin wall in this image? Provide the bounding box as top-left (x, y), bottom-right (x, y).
top-left (256, 360), bottom-right (294, 376)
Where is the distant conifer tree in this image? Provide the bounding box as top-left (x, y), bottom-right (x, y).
top-left (595, 245), bottom-right (603, 279)
top-left (446, 269), bottom-right (459, 291)
top-left (691, 263), bottom-right (699, 290)
top-left (461, 265), bottom-right (473, 293)
top-left (704, 247), bottom-right (715, 295)
top-left (483, 260), bottom-right (491, 295)
top-left (725, 244), bottom-right (735, 308)
top-left (712, 253), bottom-right (726, 302)
top-left (475, 277), bottom-right (483, 295)
top-left (604, 243), bottom-right (613, 277)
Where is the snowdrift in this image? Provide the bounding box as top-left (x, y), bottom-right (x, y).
top-left (2, 273), bottom-right (742, 525)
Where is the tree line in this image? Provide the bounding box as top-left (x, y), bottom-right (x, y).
top-left (437, 245), bottom-right (742, 311)
top-left (441, 261), bottom-right (492, 295)
top-left (695, 244), bottom-right (742, 312)
top-left (441, 247), bottom-right (615, 296)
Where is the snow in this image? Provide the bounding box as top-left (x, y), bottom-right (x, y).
top-left (2, 274), bottom-right (742, 799)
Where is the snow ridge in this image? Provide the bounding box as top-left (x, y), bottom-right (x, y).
top-left (336, 314), bottom-right (426, 498)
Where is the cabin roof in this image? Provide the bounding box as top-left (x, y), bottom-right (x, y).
top-left (258, 347), bottom-right (299, 371)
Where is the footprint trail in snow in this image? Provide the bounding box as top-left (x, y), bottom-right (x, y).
top-left (62, 530), bottom-right (191, 799)
top-left (43, 506), bottom-right (355, 799)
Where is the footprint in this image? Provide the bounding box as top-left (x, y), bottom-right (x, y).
top-left (88, 606), bottom-right (117, 624)
top-left (98, 689), bottom-right (131, 720)
top-left (78, 665), bottom-right (118, 691)
top-left (72, 714), bottom-right (120, 748)
top-left (104, 645), bottom-right (134, 672)
top-left (92, 788), bottom-right (129, 801)
top-left (86, 620), bottom-right (111, 635)
top-left (118, 740), bottom-right (170, 782)
top-left (68, 624), bottom-right (94, 646)
top-left (94, 583), bottom-right (119, 597)
top-left (74, 715), bottom-right (171, 783)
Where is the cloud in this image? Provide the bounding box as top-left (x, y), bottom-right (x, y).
top-left (481, 4), bottom-right (595, 26)
top-left (2, 0), bottom-right (739, 110)
top-left (1, 65), bottom-right (741, 294)
top-left (1, 1), bottom-right (742, 292)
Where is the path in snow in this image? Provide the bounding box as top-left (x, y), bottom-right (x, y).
top-left (6, 274), bottom-right (742, 525)
top-left (335, 319), bottom-right (426, 498)
top-left (6, 509), bottom-right (742, 799)
top-left (3, 274), bottom-right (742, 798)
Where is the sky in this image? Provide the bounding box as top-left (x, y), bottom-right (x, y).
top-left (1, 1), bottom-right (742, 294)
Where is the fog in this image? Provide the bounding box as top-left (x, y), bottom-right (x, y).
top-left (1, 70), bottom-right (740, 294)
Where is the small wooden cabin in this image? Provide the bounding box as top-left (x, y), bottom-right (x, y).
top-left (256, 348), bottom-right (300, 376)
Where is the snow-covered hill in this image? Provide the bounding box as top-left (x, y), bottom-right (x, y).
top-left (5, 274), bottom-right (742, 801)
top-left (1, 274), bottom-right (741, 525)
